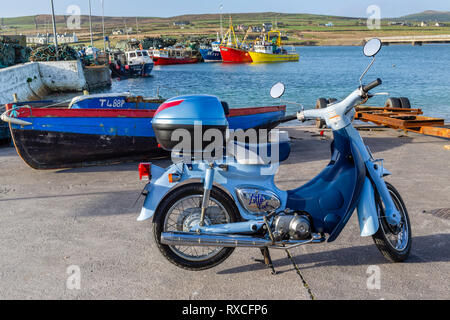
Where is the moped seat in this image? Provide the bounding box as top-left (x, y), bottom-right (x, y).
top-left (227, 131), bottom-right (291, 165)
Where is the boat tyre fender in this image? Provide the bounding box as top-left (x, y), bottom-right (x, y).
top-left (384, 97), bottom-right (401, 108)
top-left (315, 98), bottom-right (328, 129)
top-left (398, 97), bottom-right (411, 109)
top-left (328, 98), bottom-right (338, 104)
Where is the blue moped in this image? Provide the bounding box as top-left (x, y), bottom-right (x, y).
top-left (137, 38), bottom-right (411, 272)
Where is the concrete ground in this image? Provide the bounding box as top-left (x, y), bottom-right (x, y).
top-left (0, 125), bottom-right (449, 300)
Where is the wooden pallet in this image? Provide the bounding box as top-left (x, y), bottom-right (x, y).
top-left (355, 106), bottom-right (450, 139)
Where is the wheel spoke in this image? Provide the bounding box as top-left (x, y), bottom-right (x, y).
top-left (377, 187), bottom-right (409, 252)
top-left (163, 194), bottom-right (230, 262)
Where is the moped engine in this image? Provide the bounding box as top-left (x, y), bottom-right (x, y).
top-left (273, 214), bottom-right (311, 240)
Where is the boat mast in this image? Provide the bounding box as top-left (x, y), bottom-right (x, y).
top-left (228, 17), bottom-right (238, 48)
top-left (124, 18), bottom-right (129, 40)
top-left (136, 17), bottom-right (139, 39)
top-left (101, 0), bottom-right (106, 52)
top-left (88, 0), bottom-right (93, 46)
top-left (50, 0), bottom-right (59, 60)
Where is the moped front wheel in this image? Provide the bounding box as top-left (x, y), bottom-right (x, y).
top-left (153, 184), bottom-right (239, 270)
top-left (372, 182), bottom-right (412, 262)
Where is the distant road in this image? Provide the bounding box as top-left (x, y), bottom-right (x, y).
top-left (366, 34), bottom-right (450, 45)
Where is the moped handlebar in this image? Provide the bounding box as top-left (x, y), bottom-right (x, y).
top-left (362, 78), bottom-right (382, 93)
top-left (297, 78), bottom-right (383, 128)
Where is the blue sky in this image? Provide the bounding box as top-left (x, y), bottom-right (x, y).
top-left (1, 0), bottom-right (448, 18)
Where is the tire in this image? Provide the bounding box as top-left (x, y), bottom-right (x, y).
top-left (398, 97), bottom-right (411, 109)
top-left (315, 98), bottom-right (328, 129)
top-left (372, 182), bottom-right (412, 262)
top-left (327, 98), bottom-right (337, 104)
top-left (153, 183), bottom-right (239, 270)
top-left (384, 97), bottom-right (401, 108)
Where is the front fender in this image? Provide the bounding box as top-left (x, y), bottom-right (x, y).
top-left (356, 177), bottom-right (379, 236)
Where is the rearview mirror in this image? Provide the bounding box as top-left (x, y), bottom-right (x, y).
top-left (270, 82), bottom-right (285, 99)
top-left (363, 38), bottom-right (382, 57)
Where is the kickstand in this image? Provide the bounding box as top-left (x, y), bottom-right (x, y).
top-left (254, 247), bottom-right (277, 275)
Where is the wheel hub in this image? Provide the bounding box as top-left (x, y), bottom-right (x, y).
top-left (179, 209), bottom-right (211, 231)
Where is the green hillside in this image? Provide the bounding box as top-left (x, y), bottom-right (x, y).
top-left (399, 10), bottom-right (450, 22)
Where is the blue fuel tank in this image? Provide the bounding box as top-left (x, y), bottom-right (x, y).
top-left (152, 95), bottom-right (228, 151)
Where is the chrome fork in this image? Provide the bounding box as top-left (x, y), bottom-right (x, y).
top-left (199, 163), bottom-right (214, 226)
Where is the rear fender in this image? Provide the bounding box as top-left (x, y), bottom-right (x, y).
top-left (137, 163), bottom-right (208, 222)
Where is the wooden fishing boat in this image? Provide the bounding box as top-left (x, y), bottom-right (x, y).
top-left (220, 46), bottom-right (252, 63)
top-left (1, 94), bottom-right (286, 169)
top-left (248, 31), bottom-right (299, 63)
top-left (199, 42), bottom-right (222, 62)
top-left (151, 48), bottom-right (198, 65)
top-left (109, 49), bottom-right (154, 78)
top-left (219, 20), bottom-right (252, 63)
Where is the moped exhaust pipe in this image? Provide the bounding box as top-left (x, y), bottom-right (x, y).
top-left (161, 231), bottom-right (325, 249)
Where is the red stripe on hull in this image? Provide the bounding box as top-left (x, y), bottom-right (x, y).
top-left (8, 107), bottom-right (156, 118)
top-left (153, 57), bottom-right (198, 65)
top-left (219, 46), bottom-right (252, 63)
top-left (227, 105), bottom-right (286, 117)
top-left (8, 105), bottom-right (285, 119)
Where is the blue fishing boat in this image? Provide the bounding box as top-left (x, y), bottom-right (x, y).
top-left (199, 41), bottom-right (222, 62)
top-left (109, 49), bottom-right (154, 78)
top-left (68, 93), bottom-right (162, 109)
top-left (1, 93), bottom-right (286, 169)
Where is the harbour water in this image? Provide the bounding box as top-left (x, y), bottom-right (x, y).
top-left (49, 44), bottom-right (450, 121)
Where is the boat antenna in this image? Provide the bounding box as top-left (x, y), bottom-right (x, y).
top-left (219, 4), bottom-right (224, 41)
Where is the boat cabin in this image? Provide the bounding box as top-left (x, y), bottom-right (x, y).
top-left (152, 48), bottom-right (191, 59)
top-left (125, 50), bottom-right (153, 66)
top-left (211, 41), bottom-right (221, 52)
top-left (253, 44), bottom-right (274, 54)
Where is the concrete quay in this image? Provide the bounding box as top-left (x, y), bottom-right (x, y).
top-left (0, 125), bottom-right (448, 299)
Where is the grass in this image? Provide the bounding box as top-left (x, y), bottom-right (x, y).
top-left (1, 12), bottom-right (449, 46)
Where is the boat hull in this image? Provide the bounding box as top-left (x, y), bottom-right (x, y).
top-left (10, 129), bottom-right (164, 169)
top-left (219, 46), bottom-right (252, 63)
top-left (199, 48), bottom-right (222, 62)
top-left (153, 57), bottom-right (198, 65)
top-left (109, 62), bottom-right (153, 78)
top-left (4, 105), bottom-right (286, 169)
top-left (249, 51), bottom-right (299, 63)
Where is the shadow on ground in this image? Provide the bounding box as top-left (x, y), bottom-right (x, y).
top-left (217, 233), bottom-right (450, 275)
top-left (286, 135), bottom-right (415, 164)
top-left (53, 158), bottom-right (171, 174)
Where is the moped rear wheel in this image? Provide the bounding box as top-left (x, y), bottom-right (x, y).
top-left (153, 184), bottom-right (239, 270)
top-left (372, 182), bottom-right (412, 262)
